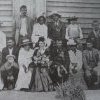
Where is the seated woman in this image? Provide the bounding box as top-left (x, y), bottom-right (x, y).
top-left (15, 38), bottom-right (34, 91)
top-left (0, 55), bottom-right (19, 90)
top-left (29, 37), bottom-right (52, 92)
top-left (31, 16), bottom-right (51, 47)
top-left (67, 39), bottom-right (87, 90)
top-left (0, 22), bottom-right (6, 52)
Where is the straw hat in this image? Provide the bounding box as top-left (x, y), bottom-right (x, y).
top-left (20, 38), bottom-right (32, 46)
top-left (49, 11), bottom-right (61, 18)
top-left (67, 39), bottom-right (77, 45)
top-left (6, 55), bottom-right (15, 60)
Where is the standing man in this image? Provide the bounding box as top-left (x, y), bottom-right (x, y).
top-left (48, 11), bottom-right (66, 43)
top-left (13, 5), bottom-right (34, 46)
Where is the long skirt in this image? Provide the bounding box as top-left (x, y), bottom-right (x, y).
top-left (33, 67), bottom-right (52, 92)
top-left (15, 67), bottom-right (32, 90)
top-left (71, 69), bottom-right (87, 90)
top-left (0, 74), bottom-right (4, 90)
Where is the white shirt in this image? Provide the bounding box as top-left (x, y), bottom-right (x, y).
top-left (20, 18), bottom-right (27, 36)
top-left (18, 48), bottom-right (34, 68)
top-left (69, 49), bottom-right (83, 71)
top-left (66, 24), bottom-right (83, 40)
top-left (31, 23), bottom-right (48, 43)
top-left (9, 48), bottom-right (13, 55)
top-left (0, 31), bottom-right (6, 52)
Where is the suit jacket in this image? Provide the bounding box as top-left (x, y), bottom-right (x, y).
top-left (2, 47), bottom-right (19, 64)
top-left (88, 30), bottom-right (100, 50)
top-left (83, 48), bottom-right (99, 70)
top-left (47, 46), bottom-right (70, 72)
top-left (48, 21), bottom-right (66, 40)
top-left (13, 16), bottom-right (34, 45)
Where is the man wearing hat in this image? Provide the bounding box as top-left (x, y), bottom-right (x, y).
top-left (66, 17), bottom-right (83, 42)
top-left (83, 39), bottom-right (100, 89)
top-left (48, 11), bottom-right (66, 41)
top-left (0, 54), bottom-right (19, 90)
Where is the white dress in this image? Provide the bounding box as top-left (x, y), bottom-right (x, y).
top-left (31, 23), bottom-right (48, 43)
top-left (68, 49), bottom-right (83, 72)
top-left (0, 31), bottom-right (6, 52)
top-left (66, 24), bottom-right (83, 41)
top-left (15, 48), bottom-right (34, 90)
top-left (0, 31), bottom-right (6, 89)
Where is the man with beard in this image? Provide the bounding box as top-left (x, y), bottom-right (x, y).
top-left (2, 38), bottom-right (19, 64)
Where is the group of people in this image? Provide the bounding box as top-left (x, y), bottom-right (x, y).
top-left (0, 5), bottom-right (100, 92)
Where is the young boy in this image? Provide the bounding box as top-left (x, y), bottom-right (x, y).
top-left (0, 55), bottom-right (19, 90)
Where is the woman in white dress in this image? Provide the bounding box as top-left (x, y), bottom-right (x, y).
top-left (15, 39), bottom-right (34, 90)
top-left (0, 23), bottom-right (6, 90)
top-left (67, 39), bottom-right (87, 90)
top-left (66, 17), bottom-right (83, 43)
top-left (31, 16), bottom-right (51, 47)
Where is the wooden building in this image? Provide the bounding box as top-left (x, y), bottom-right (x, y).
top-left (0, 0), bottom-right (100, 38)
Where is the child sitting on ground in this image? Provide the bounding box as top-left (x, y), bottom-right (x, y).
top-left (0, 55), bottom-right (19, 90)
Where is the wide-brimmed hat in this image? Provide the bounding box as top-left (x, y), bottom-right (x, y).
top-left (21, 38), bottom-right (32, 46)
top-left (67, 16), bottom-right (78, 21)
top-left (6, 55), bottom-right (15, 60)
top-left (49, 11), bottom-right (61, 18)
top-left (67, 39), bottom-right (77, 45)
top-left (67, 16), bottom-right (78, 24)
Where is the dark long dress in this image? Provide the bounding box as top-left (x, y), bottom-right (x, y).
top-left (48, 46), bottom-right (70, 86)
top-left (29, 48), bottom-right (52, 92)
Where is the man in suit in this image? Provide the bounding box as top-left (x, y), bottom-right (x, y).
top-left (83, 40), bottom-right (99, 89)
top-left (88, 20), bottom-right (100, 50)
top-left (48, 11), bottom-right (66, 42)
top-left (13, 5), bottom-right (34, 46)
top-left (2, 38), bottom-right (19, 64)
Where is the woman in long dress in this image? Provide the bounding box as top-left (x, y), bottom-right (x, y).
top-left (0, 23), bottom-right (6, 89)
top-left (15, 39), bottom-right (34, 90)
top-left (30, 37), bottom-right (52, 92)
top-left (67, 39), bottom-right (87, 90)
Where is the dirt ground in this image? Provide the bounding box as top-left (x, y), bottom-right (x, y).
top-left (0, 90), bottom-right (99, 100)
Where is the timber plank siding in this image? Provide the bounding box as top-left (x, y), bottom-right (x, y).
top-left (0, 0), bottom-right (100, 38)
top-left (0, 0), bottom-right (13, 37)
top-left (46, 0), bottom-right (100, 38)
